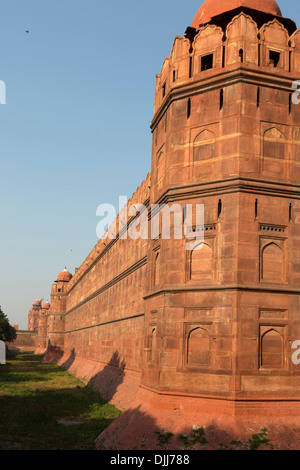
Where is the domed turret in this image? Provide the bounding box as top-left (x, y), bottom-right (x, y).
top-left (192, 0), bottom-right (282, 28)
top-left (56, 268), bottom-right (73, 283)
top-left (42, 301), bottom-right (50, 309)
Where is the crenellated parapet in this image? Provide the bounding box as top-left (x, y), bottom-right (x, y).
top-left (153, 13), bottom-right (299, 117)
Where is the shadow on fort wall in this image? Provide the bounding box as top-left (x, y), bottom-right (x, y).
top-left (95, 405), bottom-right (300, 450)
top-left (87, 351), bottom-right (126, 404)
top-left (60, 347), bottom-right (76, 370)
top-left (42, 341), bottom-right (64, 363)
top-left (40, 347), bottom-right (300, 450)
top-left (46, 347), bottom-right (128, 407)
top-left (2, 352), bottom-right (300, 449)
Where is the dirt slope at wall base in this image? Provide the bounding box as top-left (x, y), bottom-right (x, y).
top-left (42, 351), bottom-right (141, 412)
top-left (95, 387), bottom-right (300, 450)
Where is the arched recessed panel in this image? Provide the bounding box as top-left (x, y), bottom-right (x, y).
top-left (190, 243), bottom-right (213, 281)
top-left (157, 151), bottom-right (164, 187)
top-left (187, 327), bottom-right (210, 366)
top-left (154, 252), bottom-right (160, 286)
top-left (193, 130), bottom-right (215, 162)
top-left (263, 127), bottom-right (285, 160)
top-left (150, 327), bottom-right (157, 362)
top-left (259, 19), bottom-right (289, 47)
top-left (262, 242), bottom-right (283, 282)
top-left (170, 36), bottom-right (190, 61)
top-left (261, 329), bottom-right (283, 368)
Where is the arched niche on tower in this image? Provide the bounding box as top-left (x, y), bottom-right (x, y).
top-left (261, 124), bottom-right (288, 176)
top-left (153, 251), bottom-right (160, 287)
top-left (260, 240), bottom-right (285, 283)
top-left (225, 13), bottom-right (259, 66)
top-left (193, 25), bottom-right (223, 74)
top-left (150, 326), bottom-right (157, 363)
top-left (185, 325), bottom-right (211, 367)
top-left (189, 241), bottom-right (213, 282)
top-left (193, 129), bottom-right (216, 162)
top-left (259, 20), bottom-right (289, 71)
top-left (154, 144), bottom-right (165, 200)
top-left (157, 149), bottom-right (164, 184)
top-left (263, 127), bottom-right (286, 159)
top-left (260, 327), bottom-right (285, 369)
top-left (191, 123), bottom-right (218, 181)
top-left (290, 29), bottom-right (300, 73)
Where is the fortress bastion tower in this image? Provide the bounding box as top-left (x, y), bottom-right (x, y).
top-left (28, 299), bottom-right (42, 331)
top-left (47, 269), bottom-right (73, 353)
top-left (141, 0), bottom-right (300, 418)
top-left (36, 301), bottom-right (51, 351)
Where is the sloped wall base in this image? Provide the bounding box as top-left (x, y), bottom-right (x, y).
top-left (42, 351), bottom-right (141, 411)
top-left (95, 387), bottom-right (300, 450)
top-left (42, 352), bottom-right (300, 450)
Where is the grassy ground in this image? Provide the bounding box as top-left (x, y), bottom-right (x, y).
top-left (0, 351), bottom-right (121, 450)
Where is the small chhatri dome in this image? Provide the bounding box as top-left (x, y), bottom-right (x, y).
top-left (42, 301), bottom-right (50, 309)
top-left (56, 268), bottom-right (73, 282)
top-left (192, 0), bottom-right (282, 28)
top-left (33, 299), bottom-right (41, 306)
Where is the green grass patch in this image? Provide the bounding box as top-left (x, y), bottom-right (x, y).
top-left (0, 352), bottom-right (121, 450)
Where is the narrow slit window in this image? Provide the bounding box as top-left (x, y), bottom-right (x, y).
top-left (162, 82), bottom-right (166, 98)
top-left (239, 49), bottom-right (244, 63)
top-left (257, 87), bottom-right (260, 108)
top-left (289, 203), bottom-right (293, 222)
top-left (269, 50), bottom-right (280, 68)
top-left (173, 70), bottom-right (176, 82)
top-left (289, 93), bottom-right (292, 115)
top-left (220, 89), bottom-right (224, 111)
top-left (222, 45), bottom-right (225, 68)
top-left (255, 199), bottom-right (258, 220)
top-left (187, 98), bottom-right (191, 119)
top-left (218, 199), bottom-right (222, 219)
top-left (201, 53), bottom-right (213, 71)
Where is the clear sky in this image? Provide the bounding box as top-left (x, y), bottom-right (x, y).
top-left (0, 0), bottom-right (299, 329)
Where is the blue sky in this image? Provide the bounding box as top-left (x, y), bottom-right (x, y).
top-left (0, 0), bottom-right (298, 329)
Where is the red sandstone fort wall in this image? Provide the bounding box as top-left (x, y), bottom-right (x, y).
top-left (8, 331), bottom-right (37, 351)
top-left (61, 175), bottom-right (151, 378)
